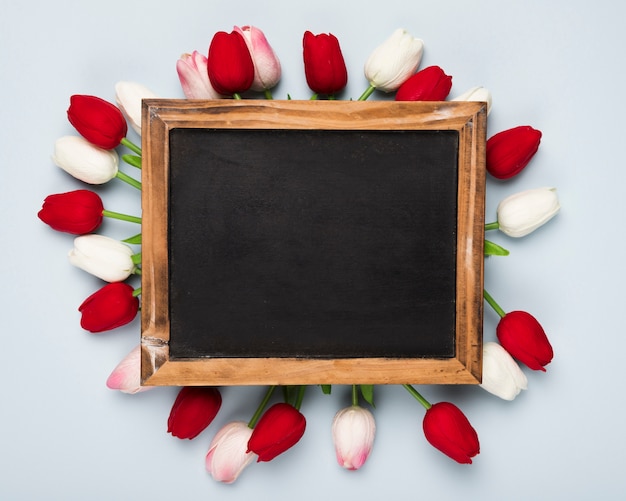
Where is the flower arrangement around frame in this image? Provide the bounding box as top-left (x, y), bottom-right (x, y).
top-left (38, 25), bottom-right (560, 483)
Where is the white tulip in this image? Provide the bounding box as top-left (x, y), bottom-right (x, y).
top-left (69, 234), bottom-right (135, 282)
top-left (114, 81), bottom-right (158, 135)
top-left (480, 342), bottom-right (528, 400)
top-left (452, 86), bottom-right (492, 115)
top-left (332, 405), bottom-right (376, 470)
top-left (53, 135), bottom-right (119, 184)
top-left (364, 28), bottom-right (424, 92)
top-left (497, 187), bottom-right (560, 237)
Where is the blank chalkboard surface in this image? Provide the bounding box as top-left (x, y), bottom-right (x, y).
top-left (169, 128), bottom-right (458, 359)
top-left (141, 100), bottom-right (486, 386)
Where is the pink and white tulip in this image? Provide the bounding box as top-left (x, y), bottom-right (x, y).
top-left (332, 405), bottom-right (376, 470)
top-left (234, 25), bottom-right (281, 92)
top-left (106, 345), bottom-right (152, 394)
top-left (176, 51), bottom-right (222, 99)
top-left (205, 421), bottom-right (256, 483)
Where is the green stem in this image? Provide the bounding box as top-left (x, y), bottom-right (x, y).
top-left (309, 93), bottom-right (318, 100)
top-left (248, 385), bottom-right (276, 428)
top-left (485, 221), bottom-right (500, 231)
top-left (120, 138), bottom-right (142, 155)
top-left (131, 252), bottom-right (142, 264)
top-left (133, 267), bottom-right (142, 276)
top-left (115, 171), bottom-right (142, 190)
top-left (264, 89), bottom-right (273, 100)
top-left (102, 210), bottom-right (141, 224)
top-left (357, 84), bottom-right (376, 101)
top-left (132, 287), bottom-right (142, 297)
top-left (483, 289), bottom-right (506, 318)
top-left (294, 385), bottom-right (306, 411)
top-left (402, 384), bottom-right (432, 410)
top-left (351, 385), bottom-right (359, 406)
top-left (233, 93), bottom-right (242, 100)
top-left (328, 95), bottom-right (336, 100)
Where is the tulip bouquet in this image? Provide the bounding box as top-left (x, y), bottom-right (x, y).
top-left (38, 24), bottom-right (560, 484)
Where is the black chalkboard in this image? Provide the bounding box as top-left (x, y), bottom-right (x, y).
top-left (140, 99), bottom-right (486, 386)
top-left (168, 128), bottom-right (458, 359)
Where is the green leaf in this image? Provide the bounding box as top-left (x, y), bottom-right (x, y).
top-left (131, 252), bottom-right (142, 265)
top-left (360, 385), bottom-right (375, 408)
top-left (484, 239), bottom-right (510, 256)
top-left (122, 154), bottom-right (142, 169)
top-left (320, 384), bottom-right (332, 395)
top-left (123, 233), bottom-right (142, 244)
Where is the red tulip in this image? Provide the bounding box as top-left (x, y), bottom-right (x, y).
top-left (422, 402), bottom-right (479, 464)
top-left (302, 31), bottom-right (348, 96)
top-left (207, 30), bottom-right (255, 96)
top-left (167, 387), bottom-right (222, 439)
top-left (247, 402), bottom-right (306, 462)
top-left (38, 189), bottom-right (104, 234)
top-left (486, 125), bottom-right (542, 179)
top-left (496, 310), bottom-right (553, 371)
top-left (78, 282), bottom-right (139, 332)
top-left (395, 65), bottom-right (452, 101)
top-left (67, 95), bottom-right (128, 150)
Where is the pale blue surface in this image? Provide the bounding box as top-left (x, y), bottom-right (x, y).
top-left (1, 1), bottom-right (623, 499)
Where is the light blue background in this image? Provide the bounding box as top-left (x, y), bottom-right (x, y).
top-left (1, 1), bottom-right (622, 499)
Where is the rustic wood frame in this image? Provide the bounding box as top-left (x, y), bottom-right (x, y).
top-left (140, 99), bottom-right (486, 386)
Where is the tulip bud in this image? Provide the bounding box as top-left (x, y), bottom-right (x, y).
top-left (364, 28), bottom-right (424, 92)
top-left (53, 136), bottom-right (119, 184)
top-left (302, 31), bottom-right (348, 96)
top-left (106, 344), bottom-right (152, 394)
top-left (497, 310), bottom-right (553, 371)
top-left (395, 65), bottom-right (452, 101)
top-left (176, 51), bottom-right (223, 100)
top-left (235, 25), bottom-right (281, 92)
top-left (207, 30), bottom-right (255, 96)
top-left (78, 282), bottom-right (139, 332)
top-left (486, 125), bottom-right (542, 179)
top-left (422, 402), bottom-right (480, 464)
top-left (38, 189), bottom-right (104, 234)
top-left (114, 81), bottom-right (158, 135)
top-left (67, 94), bottom-right (128, 150)
top-left (496, 187), bottom-right (560, 237)
top-left (247, 402), bottom-right (306, 462)
top-left (480, 342), bottom-right (528, 400)
top-left (167, 387), bottom-right (222, 440)
top-left (206, 421), bottom-right (256, 483)
top-left (68, 234), bottom-right (135, 282)
top-left (452, 86), bottom-right (492, 115)
top-left (332, 405), bottom-right (376, 470)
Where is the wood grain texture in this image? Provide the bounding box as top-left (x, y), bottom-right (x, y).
top-left (140, 99), bottom-right (486, 386)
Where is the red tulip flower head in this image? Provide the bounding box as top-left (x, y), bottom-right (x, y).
top-left (67, 95), bottom-right (128, 150)
top-left (78, 282), bottom-right (139, 332)
top-left (247, 402), bottom-right (306, 462)
top-left (167, 387), bottom-right (223, 439)
top-left (496, 310), bottom-right (553, 371)
top-left (422, 402), bottom-right (480, 464)
top-left (38, 189), bottom-right (104, 234)
top-left (302, 31), bottom-right (348, 96)
top-left (207, 30), bottom-right (255, 96)
top-left (486, 125), bottom-right (542, 179)
top-left (395, 65), bottom-right (453, 101)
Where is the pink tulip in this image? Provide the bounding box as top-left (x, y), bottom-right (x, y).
top-left (106, 345), bottom-right (152, 394)
top-left (176, 51), bottom-right (222, 99)
top-left (234, 25), bottom-right (281, 92)
top-left (206, 421), bottom-right (256, 483)
top-left (332, 405), bottom-right (376, 470)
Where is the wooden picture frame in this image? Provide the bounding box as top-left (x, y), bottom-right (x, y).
top-left (140, 99), bottom-right (486, 386)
